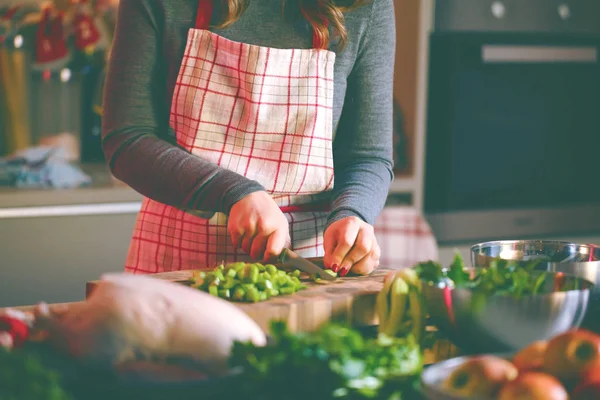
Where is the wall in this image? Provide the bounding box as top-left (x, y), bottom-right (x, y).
top-left (393, 0), bottom-right (421, 178)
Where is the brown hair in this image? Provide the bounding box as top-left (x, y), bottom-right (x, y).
top-left (214, 0), bottom-right (371, 50)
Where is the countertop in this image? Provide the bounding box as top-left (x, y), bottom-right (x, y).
top-left (0, 164), bottom-right (143, 217)
top-left (0, 163), bottom-right (413, 217)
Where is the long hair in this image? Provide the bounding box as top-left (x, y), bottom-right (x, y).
top-left (214, 0), bottom-right (371, 50)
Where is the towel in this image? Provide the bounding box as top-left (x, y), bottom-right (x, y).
top-left (373, 206), bottom-right (439, 270)
top-left (0, 146), bottom-right (91, 189)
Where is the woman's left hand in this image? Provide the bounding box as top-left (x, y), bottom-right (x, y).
top-left (323, 216), bottom-right (380, 277)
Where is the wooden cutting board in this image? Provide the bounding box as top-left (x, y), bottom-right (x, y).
top-left (85, 266), bottom-right (461, 364)
top-left (86, 263), bottom-right (390, 334)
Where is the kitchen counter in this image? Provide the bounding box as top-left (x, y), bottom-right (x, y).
top-left (0, 164), bottom-right (143, 218)
top-left (0, 163), bottom-right (413, 215)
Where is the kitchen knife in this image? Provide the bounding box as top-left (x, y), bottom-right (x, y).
top-left (278, 249), bottom-right (335, 281)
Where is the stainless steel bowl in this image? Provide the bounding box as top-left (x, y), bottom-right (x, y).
top-left (422, 268), bottom-right (593, 354)
top-left (471, 240), bottom-right (600, 296)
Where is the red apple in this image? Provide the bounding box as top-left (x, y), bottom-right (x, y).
top-left (543, 329), bottom-right (600, 383)
top-left (580, 363), bottom-right (600, 384)
top-left (444, 355), bottom-right (518, 398)
top-left (513, 340), bottom-right (548, 372)
top-left (498, 372), bottom-right (568, 400)
top-left (573, 380), bottom-right (600, 400)
top-left (572, 363), bottom-right (600, 400)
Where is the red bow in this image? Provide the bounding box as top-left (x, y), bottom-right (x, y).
top-left (73, 9), bottom-right (101, 50)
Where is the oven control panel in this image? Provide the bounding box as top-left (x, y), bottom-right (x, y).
top-left (435, 0), bottom-right (600, 35)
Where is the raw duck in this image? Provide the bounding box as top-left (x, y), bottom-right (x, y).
top-left (34, 273), bottom-right (267, 376)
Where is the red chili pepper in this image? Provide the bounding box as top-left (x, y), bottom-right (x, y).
top-left (0, 316), bottom-right (30, 348)
top-left (554, 272), bottom-right (565, 292)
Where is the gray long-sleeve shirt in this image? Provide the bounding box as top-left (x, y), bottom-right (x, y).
top-left (102, 0), bottom-right (395, 227)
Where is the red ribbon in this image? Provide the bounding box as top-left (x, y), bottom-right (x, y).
top-left (35, 8), bottom-right (69, 64)
top-left (1, 5), bottom-right (21, 21)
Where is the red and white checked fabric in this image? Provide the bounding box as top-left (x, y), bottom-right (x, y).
top-left (373, 206), bottom-right (439, 270)
top-left (125, 0), bottom-right (336, 274)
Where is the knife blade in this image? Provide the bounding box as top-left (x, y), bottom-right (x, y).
top-left (278, 248), bottom-right (335, 281)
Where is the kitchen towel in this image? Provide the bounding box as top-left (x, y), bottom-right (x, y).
top-left (0, 145), bottom-right (91, 189)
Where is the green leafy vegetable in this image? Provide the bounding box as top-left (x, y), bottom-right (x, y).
top-left (0, 347), bottom-right (71, 400)
top-left (229, 321), bottom-right (423, 400)
top-left (446, 252), bottom-right (470, 286)
top-left (416, 253), bottom-right (550, 298)
top-left (413, 261), bottom-right (443, 284)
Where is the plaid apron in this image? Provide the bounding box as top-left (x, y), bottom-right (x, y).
top-left (125, 0), bottom-right (336, 273)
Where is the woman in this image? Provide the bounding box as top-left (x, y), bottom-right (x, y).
top-left (102, 0), bottom-right (395, 277)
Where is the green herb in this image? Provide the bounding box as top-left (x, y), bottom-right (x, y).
top-left (416, 253), bottom-right (549, 298)
top-left (0, 347), bottom-right (71, 400)
top-left (229, 321), bottom-right (423, 400)
top-left (446, 252), bottom-right (470, 286)
top-left (413, 261), bottom-right (444, 284)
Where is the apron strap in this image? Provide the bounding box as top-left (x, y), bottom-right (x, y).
top-left (195, 0), bottom-right (214, 31)
top-left (194, 0), bottom-right (328, 49)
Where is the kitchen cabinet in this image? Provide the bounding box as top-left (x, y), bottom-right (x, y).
top-left (0, 166), bottom-right (141, 307)
top-left (0, 211), bottom-right (138, 307)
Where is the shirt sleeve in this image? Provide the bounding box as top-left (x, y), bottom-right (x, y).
top-left (101, 0), bottom-right (265, 214)
top-left (326, 0), bottom-right (396, 228)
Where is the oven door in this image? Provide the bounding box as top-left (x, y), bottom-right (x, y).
top-left (424, 33), bottom-right (600, 242)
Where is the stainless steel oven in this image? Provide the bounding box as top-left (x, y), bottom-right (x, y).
top-left (424, 0), bottom-right (600, 244)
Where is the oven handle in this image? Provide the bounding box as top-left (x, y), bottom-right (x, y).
top-left (482, 45), bottom-right (597, 64)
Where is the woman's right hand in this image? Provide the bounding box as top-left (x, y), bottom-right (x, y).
top-left (228, 191), bottom-right (290, 261)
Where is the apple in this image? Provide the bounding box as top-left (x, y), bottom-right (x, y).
top-left (573, 380), bottom-right (600, 400)
top-left (572, 364), bottom-right (600, 400)
top-left (580, 363), bottom-right (600, 384)
top-left (444, 355), bottom-right (518, 398)
top-left (498, 372), bottom-right (568, 400)
top-left (543, 329), bottom-right (600, 383)
top-left (513, 340), bottom-right (548, 372)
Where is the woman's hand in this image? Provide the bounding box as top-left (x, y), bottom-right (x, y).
top-left (323, 216), bottom-right (380, 277)
top-left (228, 191), bottom-right (290, 261)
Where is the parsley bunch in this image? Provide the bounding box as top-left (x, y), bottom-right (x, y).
top-left (0, 347), bottom-right (71, 400)
top-left (229, 321), bottom-right (423, 400)
top-left (415, 252), bottom-right (561, 298)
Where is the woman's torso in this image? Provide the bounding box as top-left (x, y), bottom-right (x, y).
top-left (144, 0), bottom-right (376, 142)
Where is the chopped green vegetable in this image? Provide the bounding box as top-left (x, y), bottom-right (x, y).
top-left (229, 321), bottom-right (422, 400)
top-left (189, 262), bottom-right (307, 302)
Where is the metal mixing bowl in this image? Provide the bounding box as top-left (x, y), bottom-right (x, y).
top-left (422, 268), bottom-right (593, 354)
top-left (471, 240), bottom-right (600, 297)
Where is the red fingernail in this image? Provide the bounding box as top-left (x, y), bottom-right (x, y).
top-left (339, 268), bottom-right (349, 277)
top-left (331, 264), bottom-right (339, 273)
